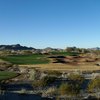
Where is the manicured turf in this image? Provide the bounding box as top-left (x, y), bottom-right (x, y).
top-left (0, 52), bottom-right (79, 65)
top-left (0, 54), bottom-right (49, 65)
top-left (0, 71), bottom-right (18, 81)
top-left (50, 51), bottom-right (79, 56)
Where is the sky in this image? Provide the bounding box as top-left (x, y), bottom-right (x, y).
top-left (0, 0), bottom-right (100, 49)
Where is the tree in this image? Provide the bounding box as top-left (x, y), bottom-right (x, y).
top-left (66, 47), bottom-right (77, 52)
top-left (21, 50), bottom-right (32, 54)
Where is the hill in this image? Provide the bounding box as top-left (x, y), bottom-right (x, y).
top-left (0, 44), bottom-right (35, 51)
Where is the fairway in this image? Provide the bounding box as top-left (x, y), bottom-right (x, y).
top-left (0, 52), bottom-right (79, 65)
top-left (0, 54), bottom-right (50, 65)
top-left (0, 71), bottom-right (18, 81)
top-left (51, 51), bottom-right (79, 56)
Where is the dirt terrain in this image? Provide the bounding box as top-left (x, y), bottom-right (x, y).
top-left (20, 55), bottom-right (100, 72)
top-left (19, 63), bottom-right (100, 72)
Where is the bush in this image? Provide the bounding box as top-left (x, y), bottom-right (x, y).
top-left (46, 70), bottom-right (61, 77)
top-left (33, 76), bottom-right (56, 88)
top-left (41, 76), bottom-right (56, 87)
top-left (68, 74), bottom-right (84, 84)
top-left (88, 77), bottom-right (100, 93)
top-left (44, 87), bottom-right (57, 96)
top-left (59, 83), bottom-right (81, 96)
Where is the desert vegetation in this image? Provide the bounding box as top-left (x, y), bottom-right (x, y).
top-left (0, 45), bottom-right (100, 100)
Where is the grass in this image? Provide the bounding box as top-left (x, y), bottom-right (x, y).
top-left (50, 51), bottom-right (79, 56)
top-left (20, 63), bottom-right (100, 72)
top-left (0, 71), bottom-right (18, 81)
top-left (0, 54), bottom-right (50, 65)
top-left (0, 52), bottom-right (79, 65)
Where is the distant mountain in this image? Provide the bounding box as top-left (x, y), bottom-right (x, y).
top-left (88, 47), bottom-right (100, 50)
top-left (0, 44), bottom-right (35, 51)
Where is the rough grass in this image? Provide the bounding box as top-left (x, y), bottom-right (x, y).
top-left (20, 63), bottom-right (100, 72)
top-left (0, 71), bottom-right (18, 81)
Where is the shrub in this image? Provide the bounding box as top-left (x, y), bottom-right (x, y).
top-left (46, 70), bottom-right (61, 77)
top-left (41, 76), bottom-right (56, 87)
top-left (68, 74), bottom-right (84, 85)
top-left (59, 83), bottom-right (81, 96)
top-left (33, 76), bottom-right (56, 88)
top-left (88, 77), bottom-right (100, 93)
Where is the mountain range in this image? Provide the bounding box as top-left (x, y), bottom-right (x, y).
top-left (0, 44), bottom-right (35, 51)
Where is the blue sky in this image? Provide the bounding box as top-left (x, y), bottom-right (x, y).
top-left (0, 0), bottom-right (100, 48)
